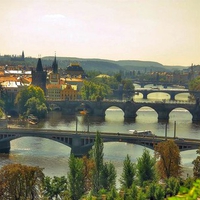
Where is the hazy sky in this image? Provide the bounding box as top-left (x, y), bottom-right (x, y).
top-left (0, 0), bottom-right (199, 66)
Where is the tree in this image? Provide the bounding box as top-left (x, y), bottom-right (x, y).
top-left (0, 163), bottom-right (44, 200)
top-left (0, 84), bottom-right (13, 112)
top-left (188, 77), bottom-right (200, 100)
top-left (137, 148), bottom-right (157, 186)
top-left (80, 80), bottom-right (112, 100)
top-left (154, 140), bottom-right (182, 179)
top-left (25, 97), bottom-right (47, 118)
top-left (121, 79), bottom-right (135, 99)
top-left (189, 76), bottom-right (200, 91)
top-left (192, 148), bottom-right (200, 179)
top-left (121, 79), bottom-right (135, 91)
top-left (82, 155), bottom-right (95, 192)
top-left (106, 187), bottom-right (119, 200)
top-left (114, 73), bottom-right (122, 83)
top-left (128, 183), bottom-right (138, 199)
top-left (15, 85), bottom-right (47, 118)
top-left (90, 131), bottom-right (104, 194)
top-left (165, 177), bottom-right (180, 197)
top-left (147, 182), bottom-right (165, 200)
top-left (67, 154), bottom-right (84, 200)
top-left (100, 162), bottom-right (117, 191)
top-left (43, 176), bottom-right (68, 200)
top-left (120, 154), bottom-right (136, 189)
top-left (137, 190), bottom-right (146, 200)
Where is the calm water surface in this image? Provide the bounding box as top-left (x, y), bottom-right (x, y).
top-left (0, 85), bottom-right (199, 186)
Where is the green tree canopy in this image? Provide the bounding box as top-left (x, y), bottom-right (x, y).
top-left (100, 162), bottom-right (116, 191)
top-left (43, 176), bottom-right (68, 200)
top-left (25, 97), bottom-right (47, 118)
top-left (192, 148), bottom-right (200, 179)
top-left (189, 76), bottom-right (200, 91)
top-left (165, 177), bottom-right (180, 197)
top-left (15, 85), bottom-right (47, 118)
top-left (90, 131), bottom-right (104, 194)
top-left (120, 154), bottom-right (136, 189)
top-left (68, 154), bottom-right (84, 200)
top-left (80, 80), bottom-right (112, 100)
top-left (136, 148), bottom-right (157, 186)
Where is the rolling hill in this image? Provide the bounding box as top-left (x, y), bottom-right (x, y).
top-left (0, 55), bottom-right (189, 73)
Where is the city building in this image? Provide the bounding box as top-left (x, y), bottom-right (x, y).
top-left (60, 84), bottom-right (77, 100)
top-left (66, 62), bottom-right (86, 78)
top-left (46, 56), bottom-right (79, 101)
top-left (32, 58), bottom-right (47, 94)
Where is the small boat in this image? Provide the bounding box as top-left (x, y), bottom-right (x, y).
top-left (28, 120), bottom-right (38, 125)
top-left (27, 115), bottom-right (39, 125)
top-left (128, 130), bottom-right (155, 136)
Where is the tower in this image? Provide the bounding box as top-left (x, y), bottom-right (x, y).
top-left (52, 54), bottom-right (58, 74)
top-left (49, 55), bottom-right (60, 84)
top-left (22, 51), bottom-right (25, 60)
top-left (32, 58), bottom-right (47, 94)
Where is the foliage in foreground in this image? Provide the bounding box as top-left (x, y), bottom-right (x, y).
top-left (0, 163), bottom-right (44, 200)
top-left (168, 179), bottom-right (200, 200)
top-left (0, 132), bottom-right (200, 199)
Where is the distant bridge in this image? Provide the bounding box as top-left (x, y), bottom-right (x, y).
top-left (133, 81), bottom-right (188, 88)
top-left (48, 99), bottom-right (200, 122)
top-left (134, 88), bottom-right (192, 100)
top-left (0, 128), bottom-right (200, 157)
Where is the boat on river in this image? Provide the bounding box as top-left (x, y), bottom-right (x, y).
top-left (27, 115), bottom-right (39, 125)
top-left (129, 130), bottom-right (154, 136)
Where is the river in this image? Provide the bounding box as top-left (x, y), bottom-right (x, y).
top-left (0, 85), bottom-right (199, 187)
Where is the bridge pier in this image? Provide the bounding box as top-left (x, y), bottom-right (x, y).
top-left (142, 90), bottom-right (148, 99)
top-left (124, 101), bottom-right (138, 120)
top-left (71, 145), bottom-right (93, 157)
top-left (0, 141), bottom-right (10, 153)
top-left (124, 112), bottom-right (137, 120)
top-left (157, 110), bottom-right (169, 121)
top-left (170, 93), bottom-right (176, 101)
top-left (70, 134), bottom-right (93, 157)
top-left (192, 103), bottom-right (200, 123)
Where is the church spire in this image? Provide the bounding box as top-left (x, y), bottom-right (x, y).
top-left (36, 58), bottom-right (43, 72)
top-left (52, 53), bottom-right (58, 74)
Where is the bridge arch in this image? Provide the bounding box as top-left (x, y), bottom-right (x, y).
top-left (175, 92), bottom-right (190, 101)
top-left (169, 107), bottom-right (193, 121)
top-left (0, 128), bottom-right (200, 157)
top-left (8, 135), bottom-right (73, 150)
top-left (136, 106), bottom-right (158, 121)
top-left (147, 92), bottom-right (170, 101)
top-left (105, 106), bottom-right (124, 115)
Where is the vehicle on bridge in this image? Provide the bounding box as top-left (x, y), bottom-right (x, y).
top-left (129, 129), bottom-right (155, 136)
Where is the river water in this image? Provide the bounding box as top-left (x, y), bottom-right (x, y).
top-left (0, 85), bottom-right (199, 187)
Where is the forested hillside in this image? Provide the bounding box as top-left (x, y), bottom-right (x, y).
top-left (0, 55), bottom-right (188, 73)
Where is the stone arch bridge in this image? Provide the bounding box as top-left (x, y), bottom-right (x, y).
top-left (48, 100), bottom-right (200, 122)
top-left (134, 88), bottom-right (193, 100)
